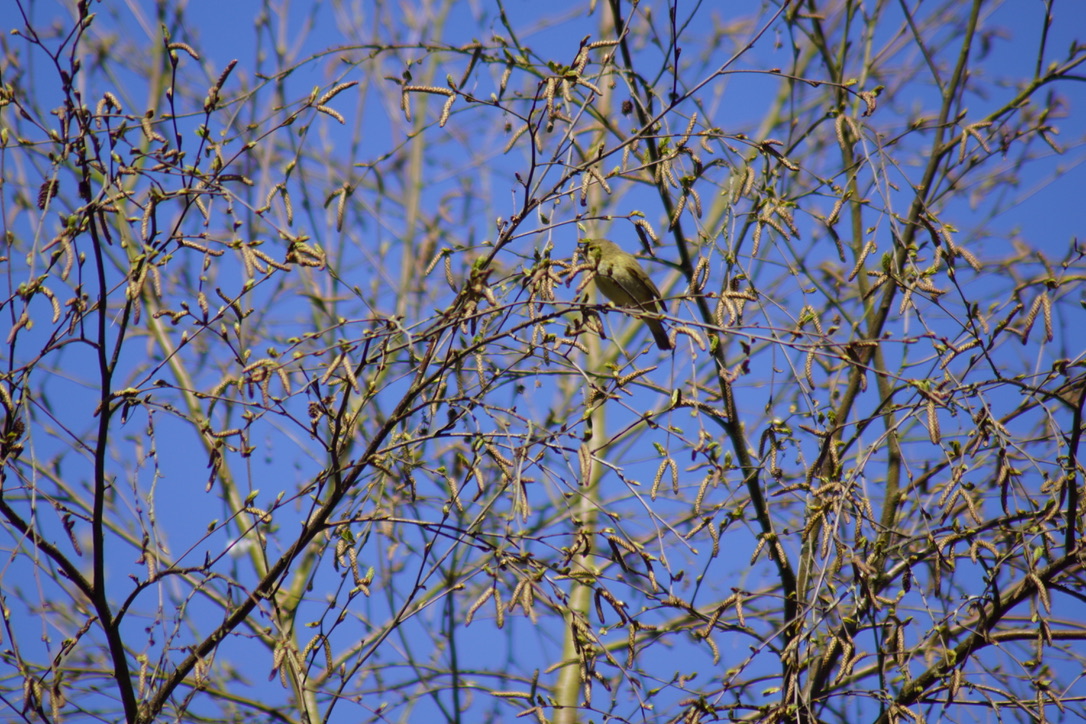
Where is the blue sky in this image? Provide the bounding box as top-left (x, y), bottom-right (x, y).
top-left (3, 1), bottom-right (1086, 722)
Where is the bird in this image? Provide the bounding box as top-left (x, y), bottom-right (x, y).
top-left (582, 238), bottom-right (671, 350)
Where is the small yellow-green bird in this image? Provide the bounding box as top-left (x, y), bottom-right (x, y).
top-left (582, 238), bottom-right (671, 350)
